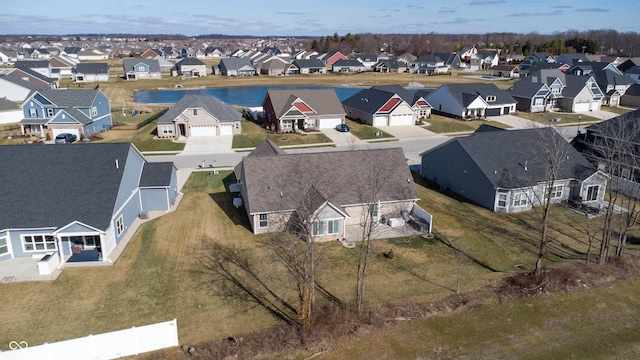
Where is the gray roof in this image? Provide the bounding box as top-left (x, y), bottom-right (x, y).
top-left (29, 89), bottom-right (100, 108)
top-left (292, 59), bottom-right (325, 68)
top-left (0, 143), bottom-right (133, 230)
top-left (238, 143), bottom-right (419, 214)
top-left (75, 63), bottom-right (109, 74)
top-left (528, 69), bottom-right (600, 98)
top-left (0, 72), bottom-right (48, 91)
top-left (15, 60), bottom-right (49, 69)
top-left (0, 97), bottom-right (19, 111)
top-left (156, 94), bottom-right (241, 124)
top-left (332, 59), bottom-right (365, 67)
top-left (219, 57), bottom-right (254, 71)
top-left (123, 58), bottom-right (161, 73)
top-left (139, 162), bottom-right (175, 187)
top-left (509, 77), bottom-right (549, 98)
top-left (248, 139), bottom-right (286, 157)
top-left (342, 85), bottom-right (413, 114)
top-left (176, 58), bottom-right (206, 66)
top-left (429, 83), bottom-right (517, 107)
top-left (423, 127), bottom-right (596, 189)
top-left (264, 89), bottom-right (346, 119)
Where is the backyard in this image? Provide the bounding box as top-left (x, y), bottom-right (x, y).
top-left (1, 170), bottom-right (639, 359)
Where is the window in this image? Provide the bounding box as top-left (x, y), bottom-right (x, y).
top-left (586, 185), bottom-right (599, 201)
top-left (116, 216), bottom-right (124, 236)
top-left (29, 108), bottom-right (38, 117)
top-left (23, 235), bottom-right (56, 251)
top-left (0, 237), bottom-right (7, 255)
top-left (312, 221), bottom-right (324, 236)
top-left (621, 168), bottom-right (631, 179)
top-left (534, 98), bottom-right (544, 106)
top-left (552, 87), bottom-right (561, 94)
top-left (46, 108), bottom-right (54, 117)
top-left (193, 109), bottom-right (198, 116)
top-left (138, 65), bottom-right (145, 72)
top-left (327, 219), bottom-right (339, 235)
top-left (91, 106), bottom-right (97, 117)
top-left (497, 193), bottom-right (507, 207)
top-left (513, 192), bottom-right (528, 207)
top-left (370, 203), bottom-right (379, 218)
top-left (282, 121), bottom-right (293, 130)
top-left (162, 126), bottom-right (173, 135)
top-left (258, 214), bottom-right (268, 228)
top-left (486, 95), bottom-right (496, 102)
top-left (306, 119), bottom-right (317, 128)
top-left (550, 185), bottom-right (563, 199)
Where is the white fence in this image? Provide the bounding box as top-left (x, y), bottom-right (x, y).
top-left (1, 319), bottom-right (179, 360)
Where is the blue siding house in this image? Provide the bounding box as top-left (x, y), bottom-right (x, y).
top-left (0, 143), bottom-right (179, 277)
top-left (19, 89), bottom-right (113, 140)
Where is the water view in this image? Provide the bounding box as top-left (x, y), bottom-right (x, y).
top-left (134, 85), bottom-right (368, 107)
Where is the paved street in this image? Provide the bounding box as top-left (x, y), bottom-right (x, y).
top-left (146, 110), bottom-right (621, 191)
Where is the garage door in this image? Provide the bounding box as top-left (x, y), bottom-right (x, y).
top-left (320, 118), bottom-right (342, 129)
top-left (190, 125), bottom-right (217, 136)
top-left (485, 108), bottom-right (502, 117)
top-left (573, 103), bottom-right (590, 112)
top-left (52, 128), bottom-right (80, 139)
top-left (371, 116), bottom-right (387, 127)
top-left (389, 114), bottom-right (414, 126)
top-left (219, 124), bottom-right (233, 135)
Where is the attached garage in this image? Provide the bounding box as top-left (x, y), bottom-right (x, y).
top-left (371, 116), bottom-right (387, 127)
top-left (219, 124), bottom-right (233, 135)
top-left (190, 125), bottom-right (217, 136)
top-left (573, 102), bottom-right (590, 112)
top-left (485, 107), bottom-right (502, 117)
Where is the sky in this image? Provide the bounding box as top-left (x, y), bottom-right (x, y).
top-left (1, 0), bottom-right (638, 36)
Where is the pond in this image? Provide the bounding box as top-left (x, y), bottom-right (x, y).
top-left (134, 85), bottom-right (369, 107)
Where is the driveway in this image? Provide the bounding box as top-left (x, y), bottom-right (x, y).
top-left (377, 125), bottom-right (440, 139)
top-left (489, 115), bottom-right (544, 129)
top-left (320, 128), bottom-right (363, 148)
top-left (181, 135), bottom-right (233, 155)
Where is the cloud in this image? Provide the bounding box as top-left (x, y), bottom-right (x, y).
top-left (507, 10), bottom-right (563, 17)
top-left (470, 0), bottom-right (505, 4)
top-left (275, 11), bottom-right (305, 15)
top-left (554, 5), bottom-right (572, 8)
top-left (439, 7), bottom-right (456, 14)
top-left (577, 8), bottom-right (609, 12)
top-left (407, 5), bottom-right (424, 9)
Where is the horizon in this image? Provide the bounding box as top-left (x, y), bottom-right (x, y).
top-left (2, 0), bottom-right (638, 37)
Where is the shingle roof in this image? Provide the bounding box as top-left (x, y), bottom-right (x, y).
top-left (156, 94), bottom-right (241, 124)
top-left (139, 162), bottom-right (175, 187)
top-left (0, 143), bottom-right (133, 230)
top-left (239, 144), bottom-right (419, 214)
top-left (292, 59), bottom-right (325, 68)
top-left (264, 89), bottom-right (346, 119)
top-left (341, 85), bottom-right (413, 115)
top-left (0, 72), bottom-right (48, 91)
top-left (219, 57), bottom-right (254, 71)
top-left (177, 57), bottom-right (206, 66)
top-left (426, 127), bottom-right (596, 189)
top-left (29, 89), bottom-right (100, 108)
top-left (75, 63), bottom-right (109, 74)
top-left (0, 97), bottom-right (19, 111)
top-left (123, 58), bottom-right (161, 73)
top-left (430, 83), bottom-right (517, 107)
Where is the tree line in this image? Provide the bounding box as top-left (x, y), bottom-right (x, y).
top-left (308, 30), bottom-right (640, 58)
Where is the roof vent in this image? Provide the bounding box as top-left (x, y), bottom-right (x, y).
top-left (524, 160), bottom-right (528, 171)
top-left (115, 159), bottom-right (119, 169)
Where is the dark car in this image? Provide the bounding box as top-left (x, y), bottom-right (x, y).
top-left (335, 123), bottom-right (350, 132)
top-left (55, 133), bottom-right (77, 144)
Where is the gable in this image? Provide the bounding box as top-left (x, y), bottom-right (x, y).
top-left (379, 97), bottom-right (402, 112)
top-left (292, 99), bottom-right (315, 113)
top-left (49, 110), bottom-right (83, 124)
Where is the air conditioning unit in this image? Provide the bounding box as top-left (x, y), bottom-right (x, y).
top-left (139, 211), bottom-right (149, 219)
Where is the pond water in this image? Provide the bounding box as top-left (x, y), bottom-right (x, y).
top-left (133, 85), bottom-right (368, 107)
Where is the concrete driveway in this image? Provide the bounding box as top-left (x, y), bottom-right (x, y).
top-left (182, 135), bottom-right (233, 155)
top-left (320, 128), bottom-right (362, 148)
top-left (377, 125), bottom-right (439, 138)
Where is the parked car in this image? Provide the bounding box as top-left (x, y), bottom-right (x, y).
top-left (335, 123), bottom-right (350, 132)
top-left (55, 133), bottom-right (77, 144)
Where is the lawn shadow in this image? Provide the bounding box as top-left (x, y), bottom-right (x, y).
top-left (209, 193), bottom-right (253, 232)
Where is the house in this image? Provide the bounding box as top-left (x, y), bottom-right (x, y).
top-left (621, 84), bottom-right (640, 108)
top-left (49, 56), bottom-right (76, 79)
top-left (0, 97), bottom-right (22, 124)
top-left (354, 54), bottom-right (381, 71)
top-left (74, 63), bottom-right (109, 82)
top-left (254, 56), bottom-right (290, 76)
top-left (155, 94), bottom-right (242, 138)
top-left (509, 77), bottom-right (551, 113)
top-left (204, 46), bottom-right (225, 58)
top-left (475, 50), bottom-right (500, 70)
top-left (0, 143), bottom-right (178, 272)
top-left (77, 49), bottom-right (109, 61)
top-left (568, 62), bottom-right (635, 106)
top-left (420, 127), bottom-right (608, 213)
top-left (489, 65), bottom-right (520, 79)
top-left (174, 58), bottom-right (207, 78)
top-left (426, 83), bottom-right (517, 119)
top-left (623, 66), bottom-right (640, 83)
top-left (572, 109), bottom-right (640, 185)
top-left (123, 58), bottom-right (162, 80)
top-left (373, 60), bottom-right (406, 73)
top-left (140, 48), bottom-right (163, 59)
top-left (19, 89), bottom-right (113, 139)
top-left (518, 69), bottom-right (604, 112)
top-left (520, 61), bottom-right (569, 77)
top-left (262, 89), bottom-right (346, 132)
top-left (0, 69), bottom-right (50, 101)
top-left (411, 55), bottom-right (448, 75)
top-left (318, 51), bottom-right (348, 66)
top-left (520, 52), bottom-right (555, 71)
top-left (233, 141), bottom-right (426, 239)
top-left (291, 59), bottom-right (326, 74)
top-left (218, 57), bottom-right (255, 76)
top-left (342, 85), bottom-right (422, 126)
top-left (555, 53), bottom-right (590, 66)
top-left (331, 59), bottom-right (366, 73)
top-left (15, 60), bottom-right (55, 79)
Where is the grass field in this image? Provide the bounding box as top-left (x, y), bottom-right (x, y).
top-left (424, 113), bottom-right (512, 133)
top-left (345, 118), bottom-right (393, 139)
top-left (1, 170), bottom-right (638, 357)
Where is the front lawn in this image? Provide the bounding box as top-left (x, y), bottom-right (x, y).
top-left (232, 119), bottom-right (333, 148)
top-left (515, 111), bottom-right (600, 125)
top-left (95, 121), bottom-right (185, 152)
top-left (345, 118), bottom-right (393, 139)
top-left (423, 114), bottom-right (511, 134)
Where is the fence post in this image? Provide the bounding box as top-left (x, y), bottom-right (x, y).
top-left (132, 326), bottom-right (138, 355)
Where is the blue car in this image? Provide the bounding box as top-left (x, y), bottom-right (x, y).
top-left (55, 133), bottom-right (77, 144)
top-left (335, 123), bottom-right (350, 132)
